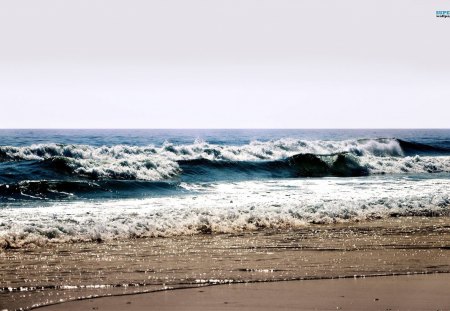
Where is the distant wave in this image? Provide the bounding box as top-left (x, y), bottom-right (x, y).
top-left (397, 139), bottom-right (450, 155)
top-left (0, 139), bottom-right (449, 185)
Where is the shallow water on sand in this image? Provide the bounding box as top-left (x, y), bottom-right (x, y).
top-left (2, 217), bottom-right (450, 310)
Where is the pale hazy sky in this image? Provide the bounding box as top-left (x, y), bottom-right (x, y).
top-left (0, 0), bottom-right (449, 128)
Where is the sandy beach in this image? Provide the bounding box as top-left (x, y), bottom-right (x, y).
top-left (2, 216), bottom-right (450, 310)
top-left (37, 273), bottom-right (450, 311)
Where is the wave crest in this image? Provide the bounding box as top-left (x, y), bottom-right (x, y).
top-left (0, 139), bottom-right (449, 181)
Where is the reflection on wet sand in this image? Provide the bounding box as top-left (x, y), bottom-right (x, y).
top-left (2, 216), bottom-right (450, 310)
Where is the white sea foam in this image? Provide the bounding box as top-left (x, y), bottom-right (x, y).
top-left (1, 177), bottom-right (449, 248)
top-left (361, 155), bottom-right (450, 174)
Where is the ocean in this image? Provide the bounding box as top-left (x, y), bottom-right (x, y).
top-left (1, 129), bottom-right (450, 246)
top-left (1, 129), bottom-right (450, 310)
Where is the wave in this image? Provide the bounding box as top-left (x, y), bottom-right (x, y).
top-left (4, 154), bottom-right (449, 200)
top-left (0, 154), bottom-right (370, 200)
top-left (397, 139), bottom-right (450, 155)
top-left (179, 154), bottom-right (370, 178)
top-left (288, 153), bottom-right (369, 177)
top-left (1, 178), bottom-right (449, 248)
top-left (0, 139), bottom-right (449, 182)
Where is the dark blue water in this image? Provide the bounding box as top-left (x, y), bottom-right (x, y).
top-left (1, 129), bottom-right (449, 203)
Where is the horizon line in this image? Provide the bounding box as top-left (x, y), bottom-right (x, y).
top-left (0, 128), bottom-right (449, 130)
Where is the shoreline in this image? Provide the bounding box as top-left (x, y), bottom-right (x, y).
top-left (35, 273), bottom-right (450, 311)
top-left (3, 216), bottom-right (450, 310)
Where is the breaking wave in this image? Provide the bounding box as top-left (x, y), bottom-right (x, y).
top-left (0, 139), bottom-right (449, 183)
top-left (0, 138), bottom-right (449, 201)
top-left (1, 135), bottom-right (450, 248)
top-left (1, 178), bottom-right (449, 248)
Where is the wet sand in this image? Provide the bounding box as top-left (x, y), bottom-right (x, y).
top-left (2, 217), bottom-right (450, 310)
top-left (38, 273), bottom-right (450, 311)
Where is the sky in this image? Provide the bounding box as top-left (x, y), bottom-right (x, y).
top-left (0, 0), bottom-right (449, 128)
